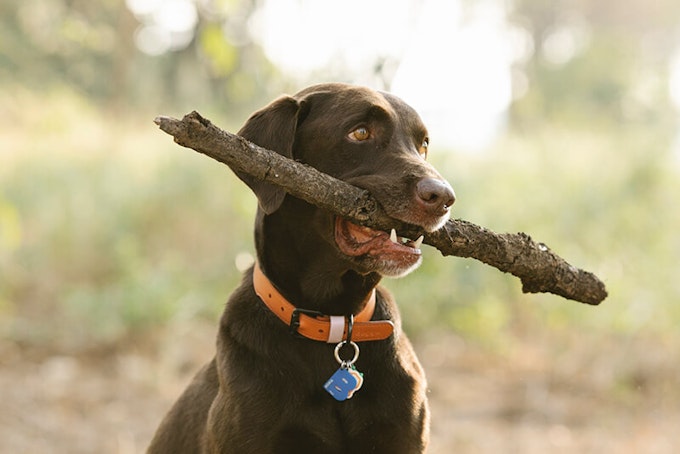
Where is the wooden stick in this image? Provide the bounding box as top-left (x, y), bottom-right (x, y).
top-left (154, 111), bottom-right (607, 305)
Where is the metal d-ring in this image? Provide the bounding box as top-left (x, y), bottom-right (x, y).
top-left (345, 314), bottom-right (354, 344)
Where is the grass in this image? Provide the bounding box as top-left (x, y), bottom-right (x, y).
top-left (2, 89), bottom-right (679, 351)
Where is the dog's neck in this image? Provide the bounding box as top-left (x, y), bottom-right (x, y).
top-left (254, 202), bottom-right (381, 316)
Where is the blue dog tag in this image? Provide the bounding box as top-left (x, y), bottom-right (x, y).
top-left (323, 367), bottom-right (362, 401)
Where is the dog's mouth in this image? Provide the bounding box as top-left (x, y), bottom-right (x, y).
top-left (334, 217), bottom-right (424, 277)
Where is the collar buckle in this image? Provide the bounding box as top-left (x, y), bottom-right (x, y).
top-left (289, 307), bottom-right (324, 337)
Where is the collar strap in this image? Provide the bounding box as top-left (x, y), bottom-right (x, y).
top-left (253, 263), bottom-right (394, 343)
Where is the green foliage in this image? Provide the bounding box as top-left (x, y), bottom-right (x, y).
top-left (0, 93), bottom-right (257, 348)
top-left (200, 24), bottom-right (238, 77)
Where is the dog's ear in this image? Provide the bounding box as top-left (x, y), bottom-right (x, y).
top-left (236, 95), bottom-right (301, 214)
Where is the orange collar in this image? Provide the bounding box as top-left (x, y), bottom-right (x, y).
top-left (253, 263), bottom-right (394, 343)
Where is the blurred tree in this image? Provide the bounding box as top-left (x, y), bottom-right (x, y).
top-left (508, 0), bottom-right (680, 131)
top-left (0, 0), bottom-right (288, 118)
top-left (0, 0), bottom-right (133, 103)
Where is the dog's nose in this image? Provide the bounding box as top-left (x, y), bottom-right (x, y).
top-left (416, 178), bottom-right (456, 216)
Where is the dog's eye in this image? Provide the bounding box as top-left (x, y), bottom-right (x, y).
top-left (419, 138), bottom-right (429, 158)
top-left (349, 127), bottom-right (371, 141)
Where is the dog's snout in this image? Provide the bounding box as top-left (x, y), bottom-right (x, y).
top-left (416, 178), bottom-right (456, 215)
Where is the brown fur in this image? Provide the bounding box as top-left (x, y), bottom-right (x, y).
top-left (148, 83), bottom-right (455, 453)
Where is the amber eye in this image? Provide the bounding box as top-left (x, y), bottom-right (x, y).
top-left (419, 138), bottom-right (429, 158)
top-left (349, 127), bottom-right (370, 141)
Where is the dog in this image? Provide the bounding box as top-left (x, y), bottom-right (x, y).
top-left (147, 83), bottom-right (455, 453)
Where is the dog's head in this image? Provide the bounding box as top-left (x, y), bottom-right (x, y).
top-left (237, 83), bottom-right (454, 278)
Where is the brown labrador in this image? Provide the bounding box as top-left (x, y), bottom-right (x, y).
top-left (147, 83), bottom-right (455, 453)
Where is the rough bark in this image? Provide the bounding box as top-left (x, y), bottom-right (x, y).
top-left (154, 111), bottom-right (607, 305)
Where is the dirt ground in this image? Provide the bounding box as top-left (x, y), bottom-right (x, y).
top-left (1, 321), bottom-right (678, 454)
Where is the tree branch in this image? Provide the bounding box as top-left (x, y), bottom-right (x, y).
top-left (154, 111), bottom-right (607, 305)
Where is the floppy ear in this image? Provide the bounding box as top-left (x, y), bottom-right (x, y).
top-left (236, 96), bottom-right (301, 214)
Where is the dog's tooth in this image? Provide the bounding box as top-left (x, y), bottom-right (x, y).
top-left (390, 228), bottom-right (398, 244)
top-left (413, 235), bottom-right (424, 249)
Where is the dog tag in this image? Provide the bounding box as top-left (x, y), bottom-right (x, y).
top-left (324, 366), bottom-right (361, 401)
top-left (325, 340), bottom-right (364, 401)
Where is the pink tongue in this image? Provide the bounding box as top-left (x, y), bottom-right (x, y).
top-left (335, 218), bottom-right (388, 256)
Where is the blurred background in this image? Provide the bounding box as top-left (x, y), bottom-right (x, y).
top-left (1, 0), bottom-right (679, 452)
